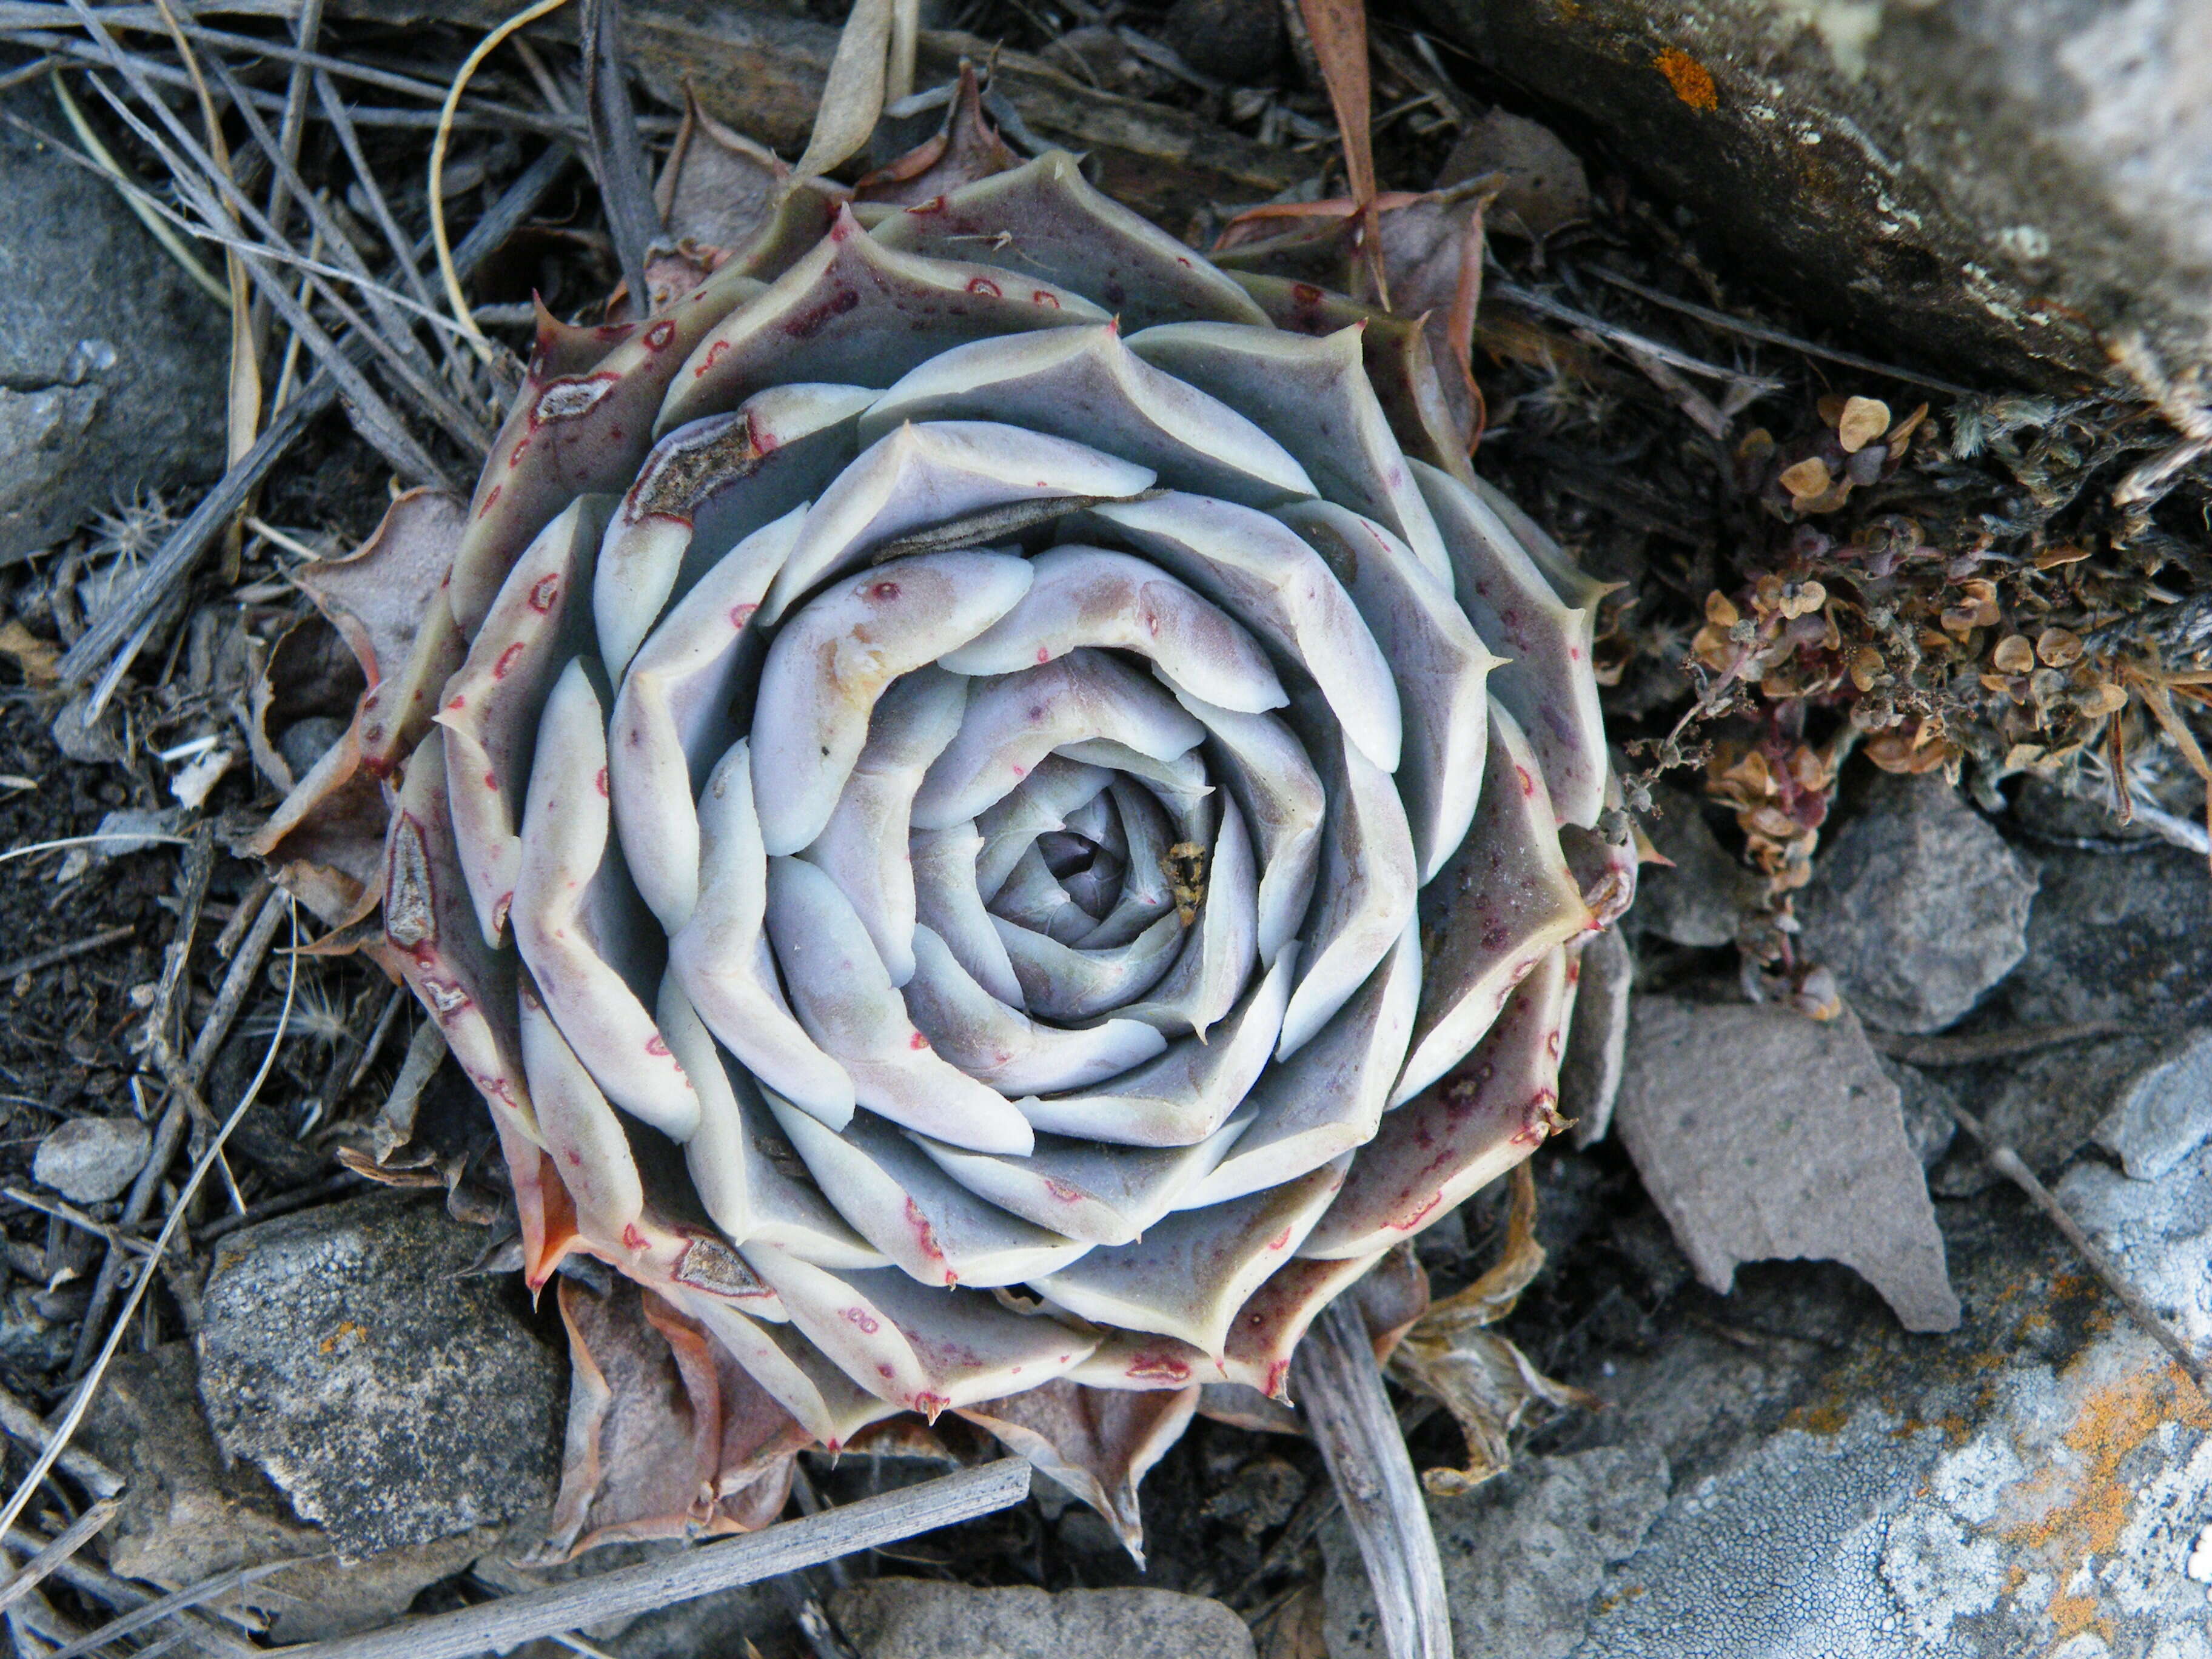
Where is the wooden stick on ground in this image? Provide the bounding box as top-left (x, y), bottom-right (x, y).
top-left (1946, 1101), bottom-right (2210, 1395)
top-left (272, 1461), bottom-right (1032, 1659)
top-left (1291, 1300), bottom-right (1451, 1659)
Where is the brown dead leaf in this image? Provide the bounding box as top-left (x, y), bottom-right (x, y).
top-left (1386, 1164), bottom-right (1598, 1495)
top-left (538, 1277), bottom-right (807, 1560)
top-left (1293, 0), bottom-right (1381, 300)
top-left (958, 1380), bottom-right (1199, 1564)
top-left (0, 620), bottom-right (59, 685)
top-left (1614, 997), bottom-right (1960, 1331)
top-left (657, 89), bottom-right (789, 252)
top-left (790, 0), bottom-right (895, 187)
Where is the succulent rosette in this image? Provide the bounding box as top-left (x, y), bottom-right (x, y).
top-left (283, 133), bottom-right (1631, 1552)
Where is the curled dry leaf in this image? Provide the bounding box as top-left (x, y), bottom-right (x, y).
top-left (647, 91), bottom-right (790, 306)
top-left (1387, 1165), bottom-right (1596, 1496)
top-left (540, 1275), bottom-right (809, 1560)
top-left (251, 488), bottom-right (469, 926)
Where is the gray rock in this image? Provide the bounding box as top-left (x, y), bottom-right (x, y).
top-left (830, 1580), bottom-right (1255, 1659)
top-left (1997, 842), bottom-right (2212, 1030)
top-left (1931, 1030), bottom-right (2167, 1195)
top-left (32, 1113), bottom-right (150, 1203)
top-left (1542, 1147), bottom-right (2212, 1658)
top-left (1628, 783), bottom-right (1749, 949)
top-left (196, 1191), bottom-right (563, 1558)
top-left (1565, 925), bottom-right (1632, 1147)
top-left (1411, 0), bottom-right (2212, 390)
top-left (1875, 1056), bottom-right (1957, 1171)
top-left (78, 1342), bottom-right (502, 1642)
top-left (1616, 997), bottom-right (1959, 1332)
top-left (1797, 774), bottom-right (2037, 1034)
top-left (0, 85), bottom-right (225, 557)
top-left (2093, 1028), bottom-right (2212, 1181)
top-left (1321, 1446), bottom-right (1670, 1659)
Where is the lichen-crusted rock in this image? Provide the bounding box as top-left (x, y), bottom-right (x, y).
top-left (1546, 1150), bottom-right (2212, 1659)
top-left (1796, 774), bottom-right (2036, 1035)
top-left (831, 1580), bottom-right (1256, 1659)
top-left (196, 1191), bottom-right (564, 1558)
top-left (0, 84), bottom-right (224, 555)
top-left (1410, 0), bottom-right (2212, 390)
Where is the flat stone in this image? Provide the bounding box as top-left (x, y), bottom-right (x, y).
top-left (2093, 1028), bottom-right (2212, 1181)
top-left (0, 84), bottom-right (224, 556)
top-left (1615, 997), bottom-right (1959, 1332)
top-left (33, 1113), bottom-right (150, 1203)
top-left (830, 1580), bottom-right (1255, 1659)
top-left (78, 1342), bottom-right (502, 1642)
top-left (1797, 774), bottom-right (2036, 1034)
top-left (1320, 1445), bottom-right (1670, 1659)
top-left (1410, 0), bottom-right (2212, 390)
top-left (196, 1191), bottom-right (563, 1558)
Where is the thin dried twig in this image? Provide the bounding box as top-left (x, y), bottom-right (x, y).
top-left (39, 1560), bottom-right (303, 1659)
top-left (1489, 278), bottom-right (1785, 395)
top-left (0, 1499), bottom-right (122, 1617)
top-left (74, 58), bottom-right (447, 484)
top-left (433, 0), bottom-right (574, 364)
top-left (1946, 1101), bottom-right (2209, 1395)
top-left (1291, 1301), bottom-right (1450, 1659)
top-left (1865, 1019), bottom-right (2132, 1067)
top-left (0, 1390), bottom-right (118, 1501)
top-left (275, 1461), bottom-right (1033, 1659)
top-left (1586, 266), bottom-right (1979, 398)
top-left (53, 141), bottom-right (571, 685)
top-left (579, 0), bottom-right (656, 310)
top-left (0, 923), bottom-right (136, 984)
top-left (44, 66), bottom-right (226, 304)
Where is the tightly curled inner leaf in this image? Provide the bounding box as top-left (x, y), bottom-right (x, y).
top-left (283, 140), bottom-right (1627, 1557)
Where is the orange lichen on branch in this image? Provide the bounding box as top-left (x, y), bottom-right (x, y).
top-left (1653, 47), bottom-right (1718, 112)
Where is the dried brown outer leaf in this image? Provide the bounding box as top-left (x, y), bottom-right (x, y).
top-left (293, 488), bottom-right (469, 693)
top-left (854, 62), bottom-right (1020, 206)
top-left (1386, 1165), bottom-right (1594, 1496)
top-left (956, 1379), bottom-right (1198, 1563)
top-left (1292, 0), bottom-right (1378, 298)
top-left (1614, 997), bottom-right (1960, 1332)
top-left (541, 1278), bottom-right (807, 1561)
top-left (655, 90), bottom-right (789, 263)
top-left (253, 491), bottom-right (470, 926)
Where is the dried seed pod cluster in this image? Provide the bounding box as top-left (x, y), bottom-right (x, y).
top-left (292, 146), bottom-right (1626, 1548)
